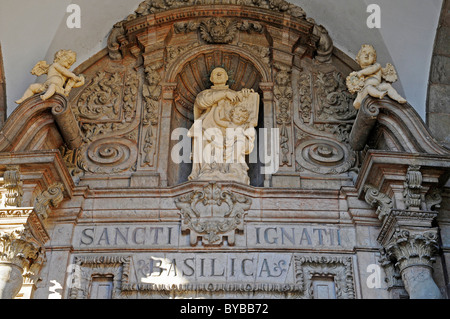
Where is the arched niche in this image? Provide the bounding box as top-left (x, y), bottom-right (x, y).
top-left (166, 48), bottom-right (267, 187)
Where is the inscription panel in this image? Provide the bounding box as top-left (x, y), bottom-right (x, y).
top-left (133, 253), bottom-right (294, 286)
top-left (73, 223), bottom-right (355, 250)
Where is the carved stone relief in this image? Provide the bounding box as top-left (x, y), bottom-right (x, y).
top-left (294, 255), bottom-right (355, 299)
top-left (174, 183), bottom-right (252, 246)
top-left (293, 64), bottom-right (357, 176)
top-left (142, 63), bottom-right (162, 167)
top-left (2, 166), bottom-right (23, 207)
top-left (68, 255), bottom-right (131, 299)
top-left (274, 63), bottom-right (293, 166)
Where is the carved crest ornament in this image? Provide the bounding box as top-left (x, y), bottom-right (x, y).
top-left (175, 183), bottom-right (251, 246)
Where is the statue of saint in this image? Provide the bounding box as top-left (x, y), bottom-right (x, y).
top-left (187, 67), bottom-right (259, 184)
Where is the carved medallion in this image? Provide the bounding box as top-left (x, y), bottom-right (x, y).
top-left (199, 18), bottom-right (238, 44)
top-left (174, 183), bottom-right (252, 246)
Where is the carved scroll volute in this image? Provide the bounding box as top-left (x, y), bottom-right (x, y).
top-left (3, 166), bottom-right (23, 207)
top-left (363, 184), bottom-right (394, 221)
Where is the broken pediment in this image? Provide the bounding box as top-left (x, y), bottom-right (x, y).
top-left (2, 0), bottom-right (448, 191)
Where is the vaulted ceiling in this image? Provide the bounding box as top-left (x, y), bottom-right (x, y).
top-left (0, 0), bottom-right (443, 121)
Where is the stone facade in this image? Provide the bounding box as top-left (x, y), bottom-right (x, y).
top-left (0, 0), bottom-right (448, 299)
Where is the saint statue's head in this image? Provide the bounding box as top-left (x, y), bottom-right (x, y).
top-left (210, 67), bottom-right (228, 86)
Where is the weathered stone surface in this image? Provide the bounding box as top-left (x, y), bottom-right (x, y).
top-left (0, 0), bottom-right (449, 300)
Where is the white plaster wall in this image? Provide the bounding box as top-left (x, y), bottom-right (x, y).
top-left (0, 0), bottom-right (443, 120)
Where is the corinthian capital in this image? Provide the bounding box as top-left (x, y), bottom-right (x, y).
top-left (0, 226), bottom-right (42, 270)
top-left (34, 183), bottom-right (64, 220)
top-left (385, 228), bottom-right (439, 272)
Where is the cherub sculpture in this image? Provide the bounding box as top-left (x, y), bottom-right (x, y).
top-left (15, 49), bottom-right (85, 104)
top-left (346, 44), bottom-right (406, 109)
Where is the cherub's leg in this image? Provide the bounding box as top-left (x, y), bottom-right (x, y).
top-left (353, 90), bottom-right (368, 109)
top-left (379, 83), bottom-right (406, 104)
top-left (15, 83), bottom-right (43, 104)
top-left (367, 85), bottom-right (387, 99)
top-left (41, 84), bottom-right (57, 101)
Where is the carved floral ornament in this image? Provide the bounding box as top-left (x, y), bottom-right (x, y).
top-left (174, 183), bottom-right (251, 246)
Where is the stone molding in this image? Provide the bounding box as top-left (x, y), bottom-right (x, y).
top-left (294, 255), bottom-right (355, 299)
top-left (68, 253), bottom-right (356, 299)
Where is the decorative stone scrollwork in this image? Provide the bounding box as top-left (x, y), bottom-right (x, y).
top-left (377, 210), bottom-right (443, 299)
top-left (315, 71), bottom-right (356, 121)
top-left (83, 138), bottom-right (138, 174)
top-left (298, 73), bottom-right (312, 123)
top-left (3, 166), bottom-right (23, 207)
top-left (130, 0), bottom-right (306, 19)
top-left (295, 139), bottom-right (355, 175)
top-left (76, 71), bottom-right (123, 121)
top-left (76, 69), bottom-right (139, 142)
top-left (199, 18), bottom-right (238, 44)
top-left (294, 255), bottom-right (355, 299)
top-left (363, 185), bottom-right (394, 221)
top-left (174, 183), bottom-right (252, 246)
top-left (403, 165), bottom-right (422, 209)
top-left (34, 183), bottom-right (65, 220)
top-left (424, 187), bottom-right (442, 211)
top-left (274, 63), bottom-right (293, 166)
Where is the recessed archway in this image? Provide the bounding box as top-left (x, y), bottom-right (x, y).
top-left (168, 48), bottom-right (265, 187)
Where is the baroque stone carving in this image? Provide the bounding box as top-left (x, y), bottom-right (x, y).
top-left (130, 0), bottom-right (306, 18)
top-left (15, 50), bottom-right (85, 104)
top-left (3, 166), bottom-right (23, 207)
top-left (68, 255), bottom-right (131, 299)
top-left (295, 139), bottom-right (355, 175)
top-left (363, 185), bottom-right (394, 221)
top-left (346, 44), bottom-right (406, 109)
top-left (187, 67), bottom-right (259, 184)
top-left (274, 63), bottom-right (293, 166)
top-left (174, 183), bottom-right (252, 246)
top-left (76, 71), bottom-right (123, 121)
top-left (142, 63), bottom-right (162, 166)
top-left (82, 137), bottom-right (138, 174)
top-left (77, 69), bottom-right (139, 142)
top-left (199, 18), bottom-right (238, 44)
top-left (34, 183), bottom-right (64, 220)
top-left (315, 71), bottom-right (356, 121)
top-left (424, 187), bottom-right (442, 211)
top-left (377, 210), bottom-right (443, 299)
top-left (0, 226), bottom-right (43, 299)
top-left (403, 165), bottom-right (422, 209)
top-left (298, 72), bottom-right (312, 123)
top-left (294, 255), bottom-right (355, 299)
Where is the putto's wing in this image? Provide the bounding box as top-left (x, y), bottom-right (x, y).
top-left (31, 60), bottom-right (50, 77)
top-left (382, 63), bottom-right (398, 83)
